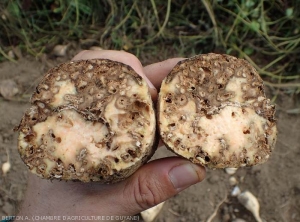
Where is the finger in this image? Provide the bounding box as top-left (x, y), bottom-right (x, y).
top-left (72, 50), bottom-right (158, 100)
top-left (115, 157), bottom-right (206, 215)
top-left (143, 58), bottom-right (186, 89)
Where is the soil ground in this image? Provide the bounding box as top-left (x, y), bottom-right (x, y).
top-left (0, 53), bottom-right (299, 222)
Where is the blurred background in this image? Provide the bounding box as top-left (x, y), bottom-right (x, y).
top-left (1, 0), bottom-right (300, 79)
top-left (0, 0), bottom-right (299, 221)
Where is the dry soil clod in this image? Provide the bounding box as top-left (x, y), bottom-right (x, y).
top-left (0, 79), bottom-right (19, 100)
top-left (141, 202), bottom-right (165, 222)
top-left (2, 148), bottom-right (11, 176)
top-left (158, 53), bottom-right (277, 168)
top-left (238, 190), bottom-right (263, 222)
top-left (225, 167), bottom-right (238, 175)
top-left (15, 59), bottom-right (156, 183)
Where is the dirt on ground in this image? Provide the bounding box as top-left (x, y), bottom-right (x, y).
top-left (0, 53), bottom-right (299, 222)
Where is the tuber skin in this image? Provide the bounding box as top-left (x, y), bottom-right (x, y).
top-left (15, 59), bottom-right (157, 183)
top-left (15, 52), bottom-right (277, 184)
top-left (158, 53), bottom-right (277, 168)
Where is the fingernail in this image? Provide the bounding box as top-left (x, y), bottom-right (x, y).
top-left (169, 163), bottom-right (201, 190)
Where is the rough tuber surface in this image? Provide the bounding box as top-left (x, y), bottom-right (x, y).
top-left (158, 53), bottom-right (277, 168)
top-left (15, 59), bottom-right (156, 183)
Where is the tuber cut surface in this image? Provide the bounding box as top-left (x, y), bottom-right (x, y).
top-left (15, 59), bottom-right (156, 183)
top-left (158, 53), bottom-right (277, 168)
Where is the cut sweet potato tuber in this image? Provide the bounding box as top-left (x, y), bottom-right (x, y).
top-left (158, 53), bottom-right (277, 168)
top-left (15, 59), bottom-right (156, 183)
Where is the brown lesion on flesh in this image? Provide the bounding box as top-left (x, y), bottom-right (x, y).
top-left (159, 53), bottom-right (277, 168)
top-left (77, 148), bottom-right (88, 162)
top-left (15, 59), bottom-right (156, 182)
top-left (163, 53), bottom-right (276, 119)
top-left (195, 146), bottom-right (211, 164)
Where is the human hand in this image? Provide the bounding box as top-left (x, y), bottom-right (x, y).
top-left (17, 50), bottom-right (206, 221)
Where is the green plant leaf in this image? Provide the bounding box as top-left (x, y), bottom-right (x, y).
top-left (226, 48), bottom-right (232, 54)
top-left (249, 20), bottom-right (260, 32)
top-left (286, 8), bottom-right (293, 17)
top-left (245, 0), bottom-right (255, 8)
top-left (7, 1), bottom-right (21, 18)
top-left (244, 47), bottom-right (254, 55)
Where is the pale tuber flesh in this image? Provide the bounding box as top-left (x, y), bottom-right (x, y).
top-left (158, 53), bottom-right (277, 168)
top-left (15, 59), bottom-right (156, 183)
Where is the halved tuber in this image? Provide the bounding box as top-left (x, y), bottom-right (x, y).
top-left (158, 53), bottom-right (277, 168)
top-left (15, 59), bottom-right (156, 183)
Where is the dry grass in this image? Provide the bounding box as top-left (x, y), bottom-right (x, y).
top-left (0, 0), bottom-right (299, 95)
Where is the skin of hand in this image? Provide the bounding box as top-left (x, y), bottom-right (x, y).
top-left (17, 50), bottom-right (206, 221)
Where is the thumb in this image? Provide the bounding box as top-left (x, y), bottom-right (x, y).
top-left (117, 157), bottom-right (206, 215)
